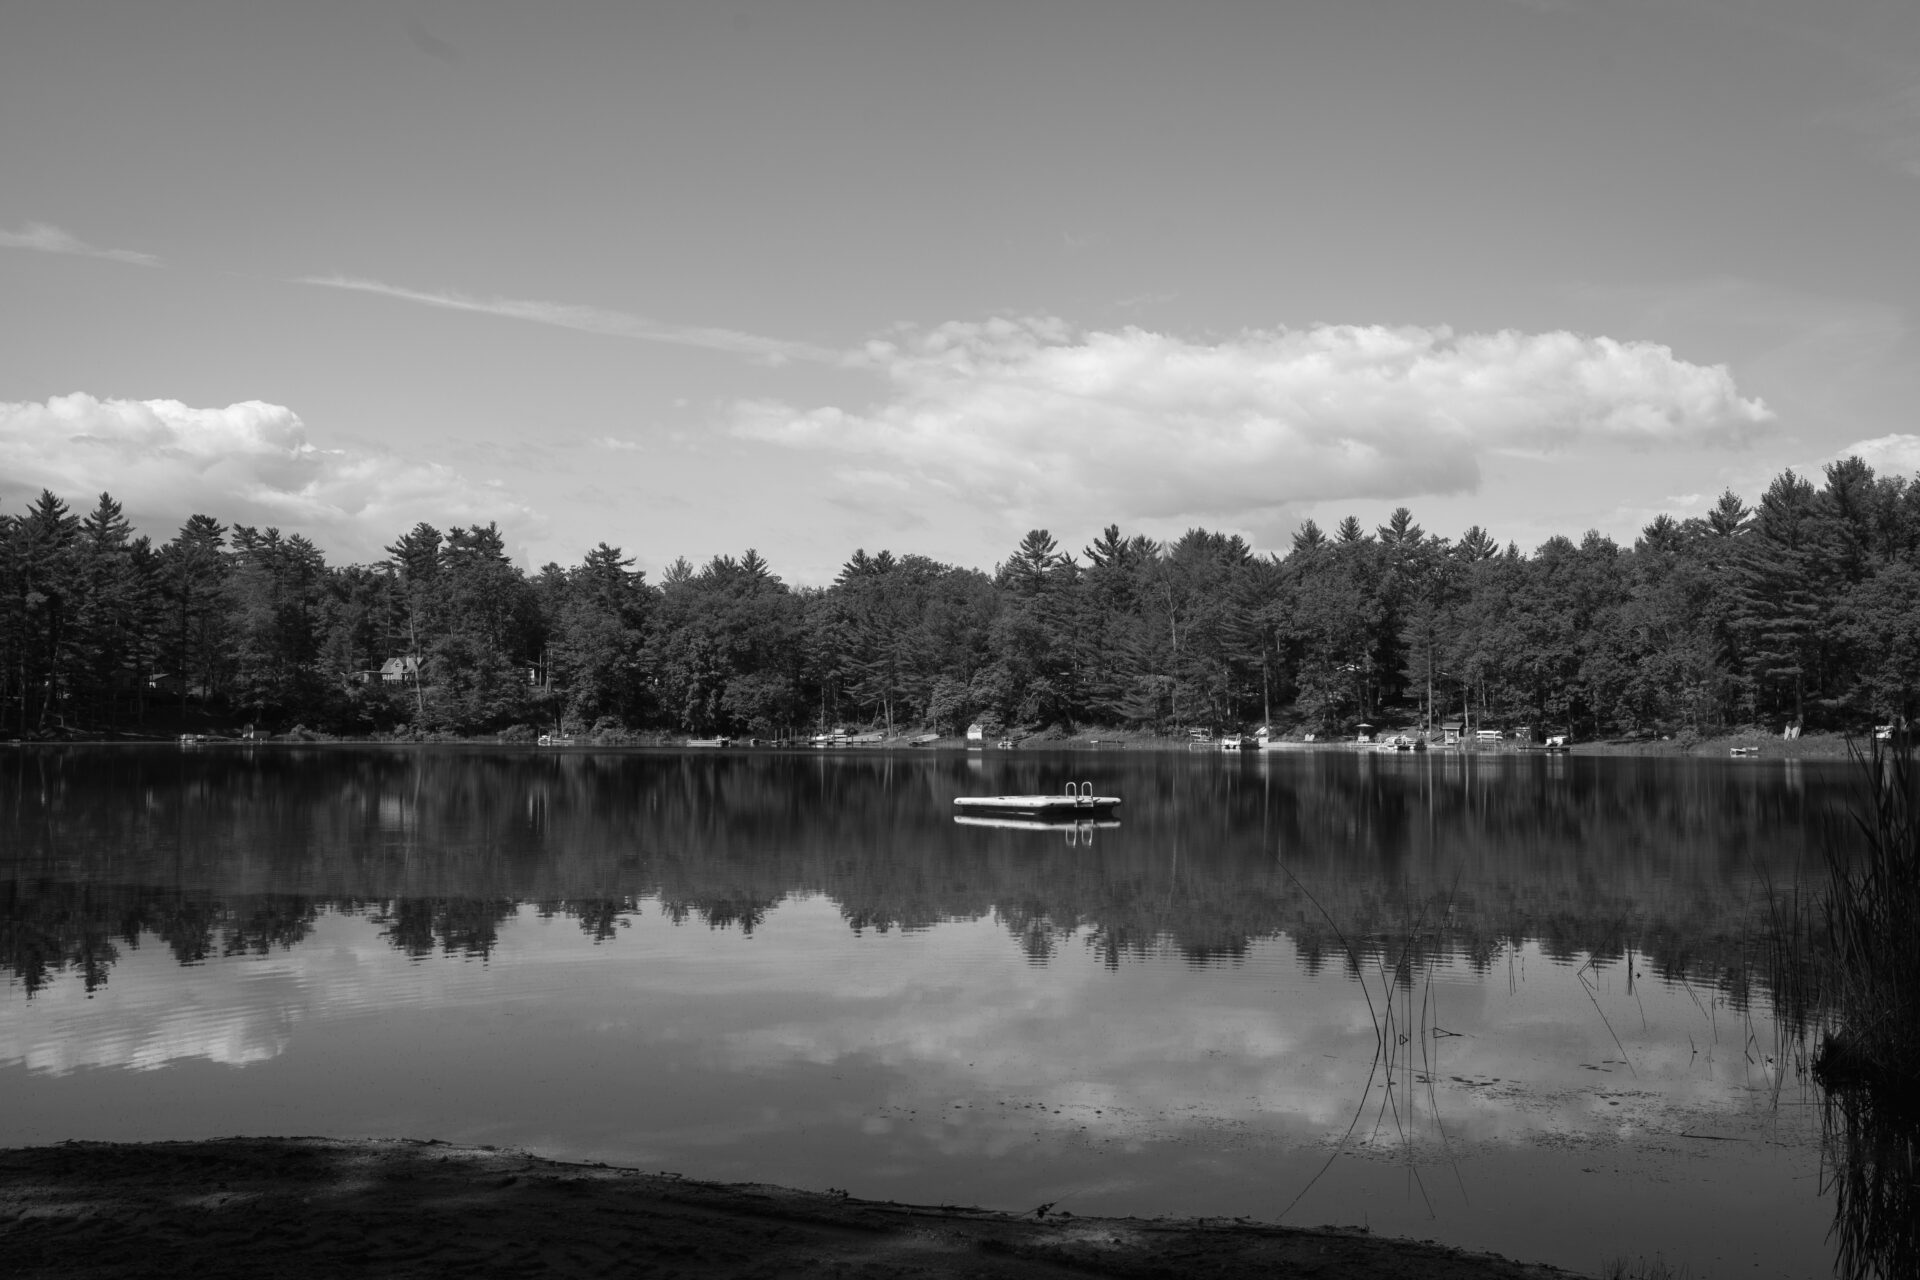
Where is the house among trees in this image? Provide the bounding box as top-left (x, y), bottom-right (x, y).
top-left (379, 656), bottom-right (420, 684)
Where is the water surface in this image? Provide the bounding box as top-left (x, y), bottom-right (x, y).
top-left (1, 746), bottom-right (1849, 1276)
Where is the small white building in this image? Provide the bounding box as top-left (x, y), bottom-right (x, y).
top-left (380, 655), bottom-right (421, 684)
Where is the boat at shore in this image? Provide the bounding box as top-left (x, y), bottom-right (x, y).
top-left (953, 782), bottom-right (1120, 821)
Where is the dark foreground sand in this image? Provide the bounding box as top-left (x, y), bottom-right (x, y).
top-left (0, 1138), bottom-right (1582, 1279)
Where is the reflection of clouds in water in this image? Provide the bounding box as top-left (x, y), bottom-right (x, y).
top-left (694, 908), bottom-right (1806, 1159)
top-left (11, 1003), bottom-right (292, 1075)
top-left (1, 897), bottom-right (1813, 1175)
top-left (4, 959), bottom-right (310, 1076)
top-left (1, 914), bottom-right (475, 1077)
top-left (705, 919), bottom-right (1389, 1145)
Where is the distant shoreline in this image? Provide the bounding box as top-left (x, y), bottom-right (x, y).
top-left (7, 728), bottom-right (1866, 760)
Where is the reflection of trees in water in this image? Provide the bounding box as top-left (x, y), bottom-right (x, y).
top-left (0, 883), bottom-right (595, 991)
top-left (659, 894), bottom-right (775, 934)
top-left (372, 897), bottom-right (518, 959)
top-left (0, 881), bottom-right (319, 995)
top-left (1820, 1085), bottom-right (1917, 1280)
top-left (542, 896), bottom-right (642, 942)
top-left (1, 748), bottom-right (1846, 1004)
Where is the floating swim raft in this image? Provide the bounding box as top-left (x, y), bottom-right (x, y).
top-left (953, 814), bottom-right (1122, 832)
top-left (953, 782), bottom-right (1120, 821)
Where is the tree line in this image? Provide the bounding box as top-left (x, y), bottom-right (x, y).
top-left (3, 457), bottom-right (1917, 740)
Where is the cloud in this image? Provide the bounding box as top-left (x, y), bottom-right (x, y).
top-left (734, 319), bottom-right (1774, 531)
top-left (1838, 75), bottom-right (1920, 179)
top-left (1830, 432), bottom-right (1920, 476)
top-left (297, 274), bottom-right (844, 365)
top-left (0, 394), bottom-right (543, 563)
top-left (404, 16), bottom-right (459, 64)
top-left (0, 221), bottom-right (159, 267)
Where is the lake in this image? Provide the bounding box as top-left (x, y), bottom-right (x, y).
top-left (0, 745), bottom-right (1855, 1276)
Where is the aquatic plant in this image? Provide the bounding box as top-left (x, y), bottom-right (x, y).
top-left (1814, 737), bottom-right (1920, 1089)
top-left (1807, 736), bottom-right (1919, 1280)
top-left (1274, 870), bottom-right (1468, 1223)
top-left (1754, 735), bottom-right (1920, 1279)
top-left (1819, 1074), bottom-right (1918, 1280)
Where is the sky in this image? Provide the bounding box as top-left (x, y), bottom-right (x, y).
top-left (4, 0), bottom-right (1920, 584)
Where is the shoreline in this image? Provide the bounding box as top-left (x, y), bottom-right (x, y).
top-left (7, 727), bottom-right (1867, 760)
top-left (0, 1136), bottom-right (1580, 1279)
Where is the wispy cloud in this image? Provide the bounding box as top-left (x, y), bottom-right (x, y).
top-left (1113, 290), bottom-right (1177, 314)
top-left (1491, 0), bottom-right (1578, 14)
top-left (296, 274), bottom-right (845, 365)
top-left (0, 222), bottom-right (160, 267)
top-left (404, 16), bottom-right (459, 65)
top-left (1865, 78), bottom-right (1920, 178)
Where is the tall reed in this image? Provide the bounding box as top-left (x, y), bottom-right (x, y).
top-left (1814, 736), bottom-right (1920, 1088)
top-left (1809, 735), bottom-right (1918, 1280)
top-left (1820, 1073), bottom-right (1916, 1280)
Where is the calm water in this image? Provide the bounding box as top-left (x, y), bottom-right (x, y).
top-left (1, 745), bottom-right (1855, 1276)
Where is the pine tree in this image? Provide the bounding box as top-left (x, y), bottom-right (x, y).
top-left (381, 522), bottom-right (445, 724)
top-left (1706, 489), bottom-right (1751, 539)
top-left (72, 493), bottom-right (151, 727)
top-left (1455, 525), bottom-right (1499, 562)
top-left (6, 492), bottom-right (82, 732)
top-left (1730, 471), bottom-right (1827, 726)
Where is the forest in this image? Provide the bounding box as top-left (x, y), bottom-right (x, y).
top-left (2, 456), bottom-right (1917, 742)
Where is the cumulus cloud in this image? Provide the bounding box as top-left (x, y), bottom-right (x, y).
top-left (0, 394), bottom-right (542, 562)
top-left (734, 319), bottom-right (1775, 530)
top-left (297, 274), bottom-right (843, 365)
top-left (0, 221), bottom-right (160, 267)
top-left (1831, 432), bottom-right (1920, 476)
